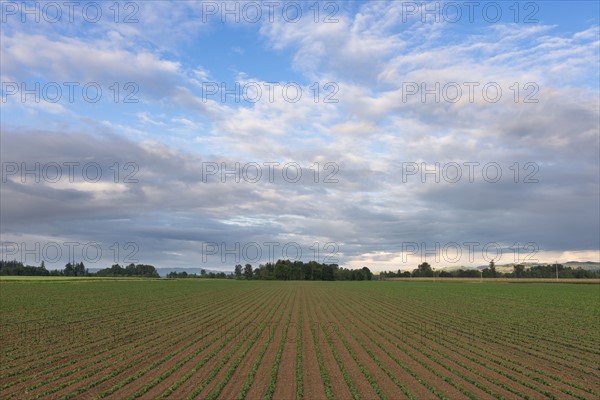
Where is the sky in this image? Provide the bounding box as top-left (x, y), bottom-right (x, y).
top-left (1, 0), bottom-right (599, 272)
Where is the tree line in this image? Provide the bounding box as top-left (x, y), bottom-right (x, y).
top-left (167, 260), bottom-right (374, 281)
top-left (4, 259), bottom-right (597, 280)
top-left (0, 260), bottom-right (159, 277)
top-left (166, 270), bottom-right (230, 279)
top-left (232, 260), bottom-right (373, 281)
top-left (0, 259), bottom-right (372, 280)
top-left (380, 261), bottom-right (600, 279)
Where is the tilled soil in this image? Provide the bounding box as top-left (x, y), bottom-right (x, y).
top-left (2, 281), bottom-right (598, 400)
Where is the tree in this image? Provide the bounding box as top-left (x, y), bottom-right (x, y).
top-left (274, 262), bottom-right (290, 280)
top-left (125, 263), bottom-right (136, 276)
top-left (265, 262), bottom-right (275, 277)
top-left (489, 260), bottom-right (497, 277)
top-left (513, 264), bottom-right (525, 278)
top-left (244, 263), bottom-right (253, 279)
top-left (74, 262), bottom-right (86, 276)
top-left (302, 263), bottom-right (313, 280)
top-left (413, 262), bottom-right (432, 277)
top-left (64, 262), bottom-right (75, 276)
top-left (361, 266), bottom-right (373, 281)
top-left (291, 261), bottom-right (304, 280)
top-left (322, 264), bottom-right (334, 281)
top-left (336, 267), bottom-right (352, 280)
top-left (234, 264), bottom-right (242, 279)
top-left (310, 261), bottom-right (322, 280)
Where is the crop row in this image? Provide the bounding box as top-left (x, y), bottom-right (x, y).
top-left (322, 285), bottom-right (598, 399)
top-left (1, 281), bottom-right (597, 399)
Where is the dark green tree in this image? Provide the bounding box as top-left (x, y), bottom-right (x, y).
top-left (64, 262), bottom-right (75, 276)
top-left (489, 260), bottom-right (497, 277)
top-left (274, 261), bottom-right (290, 280)
top-left (302, 263), bottom-right (313, 280)
top-left (413, 262), bottom-right (432, 277)
top-left (74, 262), bottom-right (86, 276)
top-left (361, 266), bottom-right (373, 280)
top-left (513, 264), bottom-right (525, 278)
top-left (322, 264), bottom-right (334, 281)
top-left (244, 263), bottom-right (253, 279)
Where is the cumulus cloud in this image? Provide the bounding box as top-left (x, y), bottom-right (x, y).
top-left (1, 1), bottom-right (598, 270)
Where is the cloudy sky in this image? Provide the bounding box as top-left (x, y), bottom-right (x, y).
top-left (1, 0), bottom-right (599, 272)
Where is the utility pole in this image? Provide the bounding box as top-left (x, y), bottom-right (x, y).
top-left (555, 260), bottom-right (559, 281)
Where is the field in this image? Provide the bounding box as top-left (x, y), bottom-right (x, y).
top-left (389, 277), bottom-right (600, 284)
top-left (1, 279), bottom-right (599, 399)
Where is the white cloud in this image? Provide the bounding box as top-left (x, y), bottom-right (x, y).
top-left (2, 2), bottom-right (598, 270)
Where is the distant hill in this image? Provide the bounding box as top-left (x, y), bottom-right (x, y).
top-left (440, 265), bottom-right (478, 272)
top-left (564, 261), bottom-right (600, 270)
top-left (475, 261), bottom-right (600, 273)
